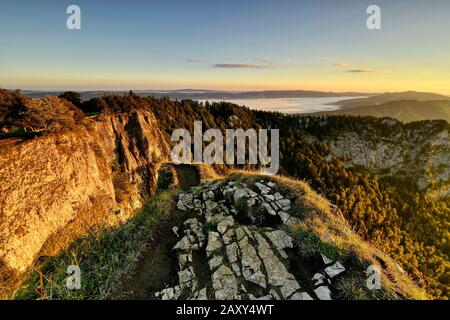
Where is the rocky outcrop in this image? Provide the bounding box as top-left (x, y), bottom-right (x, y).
top-left (156, 179), bottom-right (346, 300)
top-left (0, 110), bottom-right (170, 277)
top-left (320, 126), bottom-right (450, 197)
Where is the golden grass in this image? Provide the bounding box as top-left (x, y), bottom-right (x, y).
top-left (228, 169), bottom-right (429, 300)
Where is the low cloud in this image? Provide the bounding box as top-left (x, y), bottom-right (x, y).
top-left (211, 56), bottom-right (285, 69)
top-left (334, 62), bottom-right (391, 74)
top-left (212, 63), bottom-right (269, 69)
top-left (347, 69), bottom-right (376, 73)
top-left (347, 69), bottom-right (392, 74)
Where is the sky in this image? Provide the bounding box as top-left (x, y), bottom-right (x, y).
top-left (0, 0), bottom-right (449, 94)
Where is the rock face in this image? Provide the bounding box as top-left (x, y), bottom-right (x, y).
top-left (0, 111), bottom-right (170, 276)
top-left (156, 179), bottom-right (346, 300)
top-left (319, 126), bottom-right (450, 197)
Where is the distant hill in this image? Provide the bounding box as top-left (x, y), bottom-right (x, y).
top-left (335, 91), bottom-right (450, 109)
top-left (313, 100), bottom-right (450, 123)
top-left (18, 89), bottom-right (371, 101)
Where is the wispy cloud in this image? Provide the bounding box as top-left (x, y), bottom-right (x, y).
top-left (212, 63), bottom-right (269, 69)
top-left (347, 68), bottom-right (376, 73)
top-left (334, 62), bottom-right (351, 67)
top-left (211, 56), bottom-right (286, 69)
top-left (347, 68), bottom-right (392, 74)
top-left (253, 56), bottom-right (280, 66)
top-left (334, 62), bottom-right (391, 74)
top-left (186, 59), bottom-right (203, 63)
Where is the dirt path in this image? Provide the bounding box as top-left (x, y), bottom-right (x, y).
top-left (115, 206), bottom-right (184, 300)
top-left (115, 165), bottom-right (202, 299)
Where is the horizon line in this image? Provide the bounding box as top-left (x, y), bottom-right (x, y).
top-left (3, 86), bottom-right (450, 97)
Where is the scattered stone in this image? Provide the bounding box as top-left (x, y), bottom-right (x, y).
top-left (276, 198), bottom-right (291, 207)
top-left (212, 265), bottom-right (239, 299)
top-left (178, 266), bottom-right (195, 284)
top-left (172, 226), bottom-right (179, 238)
top-left (226, 242), bottom-right (239, 263)
top-left (255, 182), bottom-right (271, 194)
top-left (196, 287), bottom-right (207, 300)
top-left (206, 232), bottom-right (222, 256)
top-left (202, 190), bottom-right (215, 201)
top-left (173, 235), bottom-right (193, 251)
top-left (266, 230), bottom-right (294, 250)
top-left (177, 193), bottom-right (194, 211)
top-left (222, 229), bottom-right (235, 245)
top-left (239, 234), bottom-right (267, 288)
top-left (270, 201), bottom-right (279, 210)
top-left (269, 289), bottom-right (281, 300)
top-left (235, 227), bottom-right (247, 242)
top-left (245, 188), bottom-right (258, 197)
top-left (209, 255), bottom-right (223, 270)
top-left (217, 216), bottom-right (235, 234)
top-left (233, 188), bottom-right (249, 203)
top-left (160, 287), bottom-right (174, 300)
top-left (274, 192), bottom-right (283, 200)
top-left (324, 261), bottom-right (346, 278)
top-left (247, 197), bottom-right (257, 207)
top-left (278, 211), bottom-right (292, 224)
top-left (178, 253), bottom-right (192, 269)
top-left (290, 292), bottom-right (314, 300)
top-left (321, 254), bottom-right (333, 265)
top-left (164, 178), bottom-right (348, 301)
top-left (262, 203), bottom-right (277, 216)
top-left (312, 273), bottom-right (326, 286)
top-left (254, 233), bottom-right (299, 297)
top-left (314, 286), bottom-right (332, 300)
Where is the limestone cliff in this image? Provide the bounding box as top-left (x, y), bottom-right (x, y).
top-left (313, 122), bottom-right (450, 197)
top-left (0, 110), bottom-right (170, 280)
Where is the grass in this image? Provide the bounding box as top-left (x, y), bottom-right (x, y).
top-left (225, 170), bottom-right (429, 300)
top-left (293, 227), bottom-right (340, 261)
top-left (9, 167), bottom-right (429, 300)
top-left (12, 191), bottom-right (176, 300)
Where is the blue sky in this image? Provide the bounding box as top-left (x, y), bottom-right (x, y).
top-left (0, 0), bottom-right (449, 93)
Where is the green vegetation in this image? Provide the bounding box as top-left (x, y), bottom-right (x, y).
top-left (294, 228), bottom-right (340, 261)
top-left (0, 89), bottom-right (84, 137)
top-left (2, 90), bottom-right (447, 298)
top-left (13, 191), bottom-right (176, 300)
top-left (265, 117), bottom-right (449, 299)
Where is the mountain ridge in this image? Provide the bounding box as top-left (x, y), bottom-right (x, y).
top-left (0, 90), bottom-right (448, 299)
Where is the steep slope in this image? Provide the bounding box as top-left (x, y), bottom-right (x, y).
top-left (1, 92), bottom-right (447, 299)
top-left (253, 112), bottom-right (450, 298)
top-left (316, 119), bottom-right (450, 196)
top-left (0, 110), bottom-right (170, 290)
top-left (15, 173), bottom-right (427, 300)
top-left (313, 100), bottom-right (450, 123)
